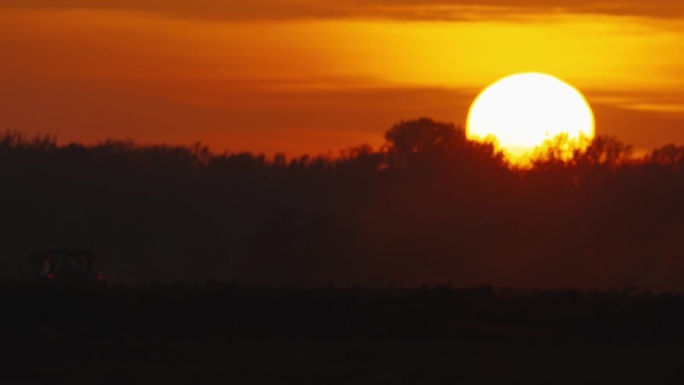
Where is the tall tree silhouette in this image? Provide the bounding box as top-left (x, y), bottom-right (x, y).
top-left (384, 118), bottom-right (466, 165)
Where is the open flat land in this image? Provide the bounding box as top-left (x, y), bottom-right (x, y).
top-left (3, 283), bottom-right (684, 384)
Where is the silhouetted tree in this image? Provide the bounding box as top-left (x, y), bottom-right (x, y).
top-left (649, 144), bottom-right (684, 167)
top-left (384, 118), bottom-right (466, 165)
top-left (575, 135), bottom-right (633, 168)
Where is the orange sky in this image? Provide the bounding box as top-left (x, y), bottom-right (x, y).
top-left (2, 1), bottom-right (684, 156)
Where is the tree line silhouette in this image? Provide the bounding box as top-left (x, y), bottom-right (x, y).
top-left (1, 118), bottom-right (683, 289)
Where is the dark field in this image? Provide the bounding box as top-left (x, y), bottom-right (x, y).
top-left (4, 283), bottom-right (684, 384)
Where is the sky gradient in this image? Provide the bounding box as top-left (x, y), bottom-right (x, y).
top-left (2, 1), bottom-right (684, 156)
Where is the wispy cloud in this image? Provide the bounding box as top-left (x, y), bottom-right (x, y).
top-left (2, 0), bottom-right (683, 21)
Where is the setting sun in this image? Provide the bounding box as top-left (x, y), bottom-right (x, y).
top-left (466, 73), bottom-right (595, 163)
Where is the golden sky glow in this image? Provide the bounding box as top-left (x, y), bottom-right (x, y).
top-left (1, 2), bottom-right (684, 156)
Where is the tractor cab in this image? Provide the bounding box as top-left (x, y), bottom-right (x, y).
top-left (31, 249), bottom-right (105, 285)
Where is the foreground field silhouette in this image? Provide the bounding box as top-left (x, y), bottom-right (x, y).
top-left (1, 118), bottom-right (684, 289)
top-left (3, 283), bottom-right (684, 384)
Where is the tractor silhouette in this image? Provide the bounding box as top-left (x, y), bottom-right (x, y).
top-left (31, 249), bottom-right (105, 285)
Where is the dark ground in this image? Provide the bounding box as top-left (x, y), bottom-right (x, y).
top-left (3, 283), bottom-right (684, 384)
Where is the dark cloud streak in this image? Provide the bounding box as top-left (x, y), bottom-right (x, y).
top-left (2, 0), bottom-right (683, 21)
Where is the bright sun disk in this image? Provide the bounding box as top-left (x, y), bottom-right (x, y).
top-left (466, 72), bottom-right (595, 164)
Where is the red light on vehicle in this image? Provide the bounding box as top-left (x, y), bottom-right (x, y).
top-left (47, 273), bottom-right (55, 279)
top-left (97, 274), bottom-right (104, 281)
